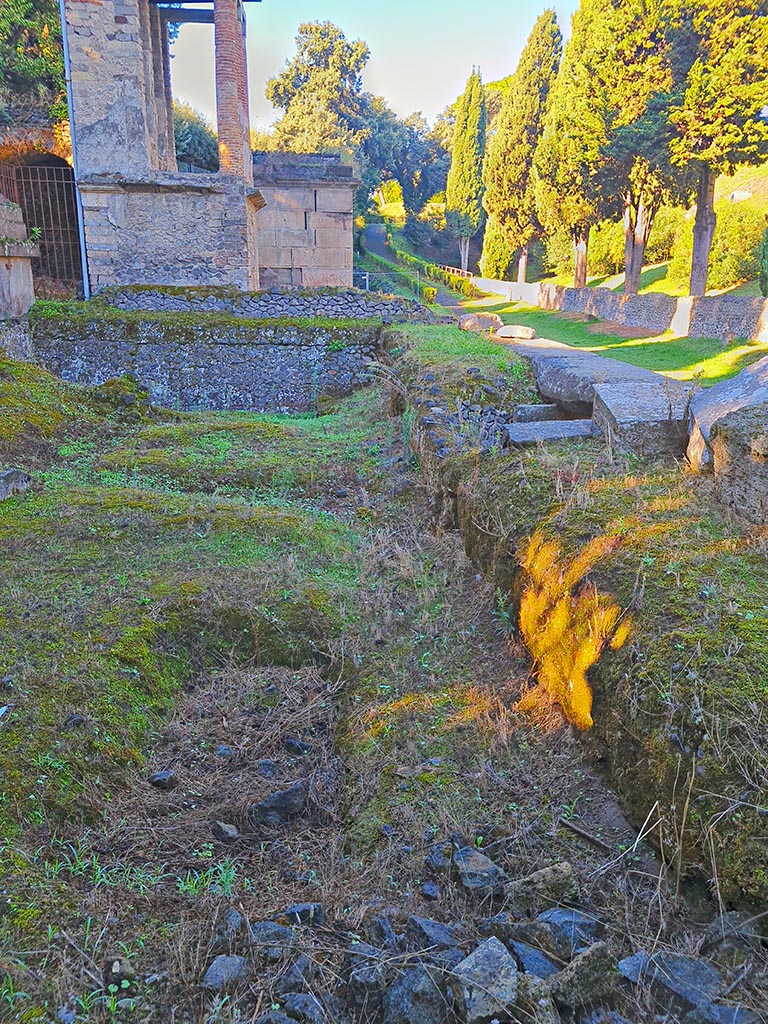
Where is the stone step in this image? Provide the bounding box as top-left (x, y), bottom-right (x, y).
top-left (504, 420), bottom-right (597, 447)
top-left (512, 403), bottom-right (563, 423)
top-left (592, 381), bottom-right (690, 457)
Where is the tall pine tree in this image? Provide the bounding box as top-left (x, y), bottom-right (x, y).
top-left (482, 10), bottom-right (562, 283)
top-left (446, 69), bottom-right (486, 272)
top-left (669, 0), bottom-right (768, 295)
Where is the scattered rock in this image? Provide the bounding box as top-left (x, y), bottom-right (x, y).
top-left (421, 881), bottom-right (441, 901)
top-left (547, 941), bottom-right (617, 1009)
top-left (103, 955), bottom-right (136, 994)
top-left (56, 1008), bottom-right (76, 1024)
top-left (459, 312), bottom-right (504, 333)
top-left (274, 903), bottom-right (325, 927)
top-left (424, 842), bottom-right (453, 875)
top-left (367, 915), bottom-right (399, 949)
top-left (202, 954), bottom-right (249, 992)
top-left (211, 820), bottom-right (240, 843)
top-left (247, 780), bottom-right (309, 828)
top-left (497, 324), bottom-right (537, 340)
top-left (148, 769), bottom-right (177, 790)
top-left (582, 1011), bottom-right (633, 1024)
top-left (255, 1014), bottom-right (294, 1024)
top-left (404, 915), bottom-right (459, 950)
top-left (504, 862), bottom-right (578, 916)
top-left (453, 846), bottom-right (508, 898)
top-left (274, 953), bottom-right (315, 996)
top-left (451, 936), bottom-right (518, 1023)
top-left (382, 964), bottom-right (447, 1024)
top-left (0, 468), bottom-right (31, 501)
top-left (618, 950), bottom-right (723, 1015)
top-left (515, 974), bottom-right (562, 1024)
top-left (62, 712), bottom-right (86, 729)
top-left (281, 992), bottom-right (327, 1023)
top-left (537, 908), bottom-right (604, 957)
top-left (684, 1003), bottom-right (761, 1024)
top-left (258, 758), bottom-right (281, 778)
top-left (701, 911), bottom-right (764, 965)
top-left (347, 944), bottom-right (387, 1023)
top-left (250, 921), bottom-right (297, 961)
top-left (214, 908), bottom-right (243, 947)
top-left (215, 743), bottom-right (235, 758)
top-left (509, 940), bottom-right (560, 979)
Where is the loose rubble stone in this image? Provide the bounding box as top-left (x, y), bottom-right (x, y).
top-left (211, 820), bottom-right (239, 842)
top-left (509, 940), bottom-right (560, 979)
top-left (281, 992), bottom-right (327, 1024)
top-left (383, 964), bottom-right (448, 1024)
top-left (257, 758), bottom-right (281, 777)
top-left (215, 743), bottom-right (235, 758)
top-left (504, 862), bottom-right (578, 916)
top-left (275, 903), bottom-right (325, 927)
top-left (618, 950), bottom-right (723, 1015)
top-left (537, 908), bottom-right (604, 957)
top-left (405, 915), bottom-right (460, 950)
top-left (453, 846), bottom-right (508, 897)
top-left (451, 936), bottom-right (519, 1023)
top-left (214, 908), bottom-right (243, 947)
top-left (247, 780), bottom-right (308, 828)
top-left (347, 944), bottom-right (387, 1022)
top-left (255, 1014), bottom-right (294, 1024)
top-left (275, 953), bottom-right (315, 996)
top-left (148, 769), bottom-right (177, 790)
top-left (683, 1003), bottom-right (761, 1024)
top-left (424, 842), bottom-right (453, 875)
top-left (459, 312), bottom-right (504, 333)
top-left (515, 974), bottom-right (562, 1024)
top-left (497, 324), bottom-right (537, 340)
top-left (421, 881), bottom-right (441, 901)
top-left (547, 941), bottom-right (617, 1009)
top-left (202, 954), bottom-right (249, 992)
top-left (701, 911), bottom-right (764, 965)
top-left (250, 921), bottom-right (297, 961)
top-left (283, 736), bottom-right (312, 756)
top-left (367, 915), bottom-right (399, 949)
top-left (582, 1012), bottom-right (633, 1024)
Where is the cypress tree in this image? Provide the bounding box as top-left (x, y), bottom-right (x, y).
top-left (482, 10), bottom-right (562, 284)
top-left (669, 0), bottom-right (768, 296)
top-left (446, 69), bottom-right (487, 272)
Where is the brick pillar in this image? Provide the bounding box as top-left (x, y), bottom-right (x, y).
top-left (213, 0), bottom-right (252, 181)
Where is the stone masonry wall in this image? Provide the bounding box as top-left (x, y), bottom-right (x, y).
top-left (253, 153), bottom-right (358, 289)
top-left (0, 319), bottom-right (34, 361)
top-left (28, 306), bottom-right (384, 412)
top-left (473, 277), bottom-right (768, 341)
top-left (102, 285), bottom-right (437, 324)
top-left (80, 175), bottom-right (264, 292)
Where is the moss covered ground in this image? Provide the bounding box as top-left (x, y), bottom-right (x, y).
top-left (1, 330), bottom-right (766, 1022)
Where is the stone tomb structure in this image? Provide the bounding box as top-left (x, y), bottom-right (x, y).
top-left (61, 0), bottom-right (357, 293)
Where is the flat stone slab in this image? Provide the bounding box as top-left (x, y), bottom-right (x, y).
top-left (497, 323), bottom-right (537, 340)
top-left (512, 403), bottom-right (563, 423)
top-left (687, 354), bottom-right (768, 472)
top-left (505, 420), bottom-right (596, 447)
top-left (501, 337), bottom-right (677, 414)
top-left (592, 381), bottom-right (691, 457)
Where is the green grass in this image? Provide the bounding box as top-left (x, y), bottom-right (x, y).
top-left (456, 298), bottom-right (768, 385)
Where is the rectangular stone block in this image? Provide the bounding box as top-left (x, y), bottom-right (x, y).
top-left (314, 227), bottom-right (347, 248)
top-left (314, 187), bottom-right (354, 214)
top-left (275, 227), bottom-right (313, 248)
top-left (592, 381), bottom-right (690, 457)
top-left (307, 211), bottom-right (351, 231)
top-left (302, 267), bottom-right (352, 288)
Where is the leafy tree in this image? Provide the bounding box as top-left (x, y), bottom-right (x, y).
top-left (479, 215), bottom-right (515, 279)
top-left (173, 101), bottom-right (218, 171)
top-left (669, 0), bottom-right (768, 295)
top-left (535, 2), bottom-right (618, 287)
top-left (0, 0), bottom-right (64, 122)
top-left (445, 69), bottom-right (486, 272)
top-left (482, 10), bottom-right (561, 284)
top-left (264, 21), bottom-right (370, 154)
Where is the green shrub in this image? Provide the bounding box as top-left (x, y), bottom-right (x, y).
top-left (422, 286), bottom-right (438, 304)
top-left (758, 226), bottom-right (768, 297)
top-left (668, 201), bottom-right (765, 291)
top-left (587, 219), bottom-right (625, 278)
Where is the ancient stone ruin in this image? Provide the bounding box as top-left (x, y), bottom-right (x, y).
top-left (57, 0), bottom-right (357, 294)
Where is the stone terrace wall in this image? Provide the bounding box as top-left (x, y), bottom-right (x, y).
top-left (103, 285), bottom-right (437, 324)
top-left (0, 319), bottom-right (33, 361)
top-left (473, 277), bottom-right (768, 341)
top-left (29, 306), bottom-right (384, 412)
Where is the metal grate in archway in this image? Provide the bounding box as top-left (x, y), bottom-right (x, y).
top-left (0, 162), bottom-right (83, 293)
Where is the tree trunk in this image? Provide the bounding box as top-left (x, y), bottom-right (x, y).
top-left (517, 244), bottom-right (528, 285)
top-left (572, 228), bottom-right (589, 288)
top-left (689, 165), bottom-right (716, 297)
top-left (623, 197), bottom-right (654, 295)
top-left (459, 236), bottom-right (470, 273)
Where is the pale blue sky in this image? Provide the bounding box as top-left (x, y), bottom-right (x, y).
top-left (170, 1), bottom-right (579, 131)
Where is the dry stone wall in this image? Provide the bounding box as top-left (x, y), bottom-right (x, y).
top-left (28, 305), bottom-right (384, 412)
top-left (103, 285), bottom-right (437, 324)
